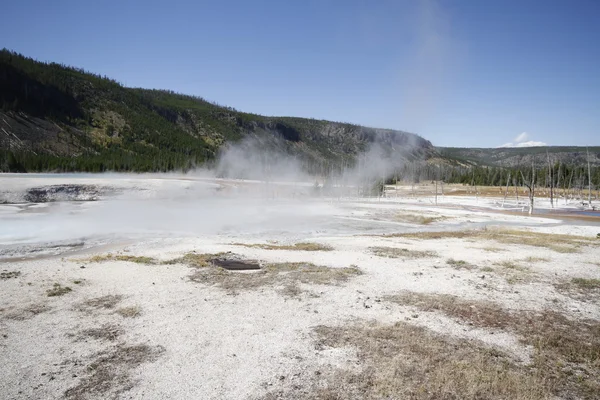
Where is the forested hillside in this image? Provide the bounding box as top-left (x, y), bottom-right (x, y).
top-left (0, 49), bottom-right (435, 173)
top-left (438, 146), bottom-right (600, 168)
top-left (435, 147), bottom-right (600, 189)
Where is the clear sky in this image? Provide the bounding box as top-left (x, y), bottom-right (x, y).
top-left (2, 0), bottom-right (599, 147)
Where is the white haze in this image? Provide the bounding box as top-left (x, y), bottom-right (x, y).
top-left (0, 135), bottom-right (424, 248)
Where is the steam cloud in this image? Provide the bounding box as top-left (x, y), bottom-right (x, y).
top-left (0, 134), bottom-right (426, 249)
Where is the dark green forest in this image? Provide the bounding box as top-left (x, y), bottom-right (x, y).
top-left (0, 49), bottom-right (597, 191)
top-left (0, 49), bottom-right (435, 173)
top-left (386, 162), bottom-right (600, 190)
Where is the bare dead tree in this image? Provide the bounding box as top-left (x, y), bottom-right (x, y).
top-left (502, 171), bottom-right (511, 208)
top-left (470, 168), bottom-right (479, 202)
top-left (566, 167), bottom-right (574, 204)
top-left (587, 147), bottom-right (592, 207)
top-left (520, 160), bottom-right (536, 215)
top-left (547, 151), bottom-right (554, 208)
top-left (556, 161), bottom-right (561, 204)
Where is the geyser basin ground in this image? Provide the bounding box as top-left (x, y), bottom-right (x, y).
top-left (1, 174), bottom-right (599, 399)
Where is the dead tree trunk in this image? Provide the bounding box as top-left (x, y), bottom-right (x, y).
top-left (587, 147), bottom-right (592, 208)
top-left (556, 162), bottom-right (561, 204)
top-left (520, 161), bottom-right (536, 215)
top-left (502, 172), bottom-right (511, 208)
top-left (566, 168), bottom-right (574, 205)
top-left (547, 151), bottom-right (554, 208)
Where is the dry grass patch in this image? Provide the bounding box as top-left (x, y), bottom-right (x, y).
top-left (163, 252), bottom-right (219, 268)
top-left (174, 252), bottom-right (361, 296)
top-left (80, 295), bottom-right (124, 311)
top-left (3, 303), bottom-right (49, 321)
top-left (47, 283), bottom-right (72, 297)
top-left (369, 246), bottom-right (437, 259)
top-left (1, 270), bottom-right (21, 280)
top-left (279, 284), bottom-right (303, 298)
top-left (555, 278), bottom-right (600, 302)
top-left (494, 260), bottom-right (530, 272)
top-left (384, 230), bottom-right (477, 240)
top-left (64, 343), bottom-right (164, 400)
top-left (233, 242), bottom-right (333, 251)
top-left (115, 306), bottom-right (142, 318)
top-left (481, 246), bottom-right (506, 253)
top-left (385, 228), bottom-right (596, 253)
top-left (394, 212), bottom-right (441, 225)
top-left (570, 277), bottom-right (600, 289)
top-left (77, 324), bottom-right (123, 342)
top-left (490, 261), bottom-right (533, 285)
top-left (266, 321), bottom-right (550, 400)
top-left (523, 256), bottom-right (550, 263)
top-left (387, 291), bottom-right (600, 399)
top-left (74, 254), bottom-right (157, 264)
top-left (446, 258), bottom-right (474, 270)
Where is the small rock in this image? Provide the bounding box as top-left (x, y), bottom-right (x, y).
top-left (80, 266), bottom-right (85, 269)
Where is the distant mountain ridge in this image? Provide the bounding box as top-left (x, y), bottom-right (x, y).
top-left (0, 49), bottom-right (435, 172)
top-left (439, 146), bottom-right (600, 168)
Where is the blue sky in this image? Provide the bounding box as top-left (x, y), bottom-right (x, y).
top-left (2, 0), bottom-right (599, 147)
